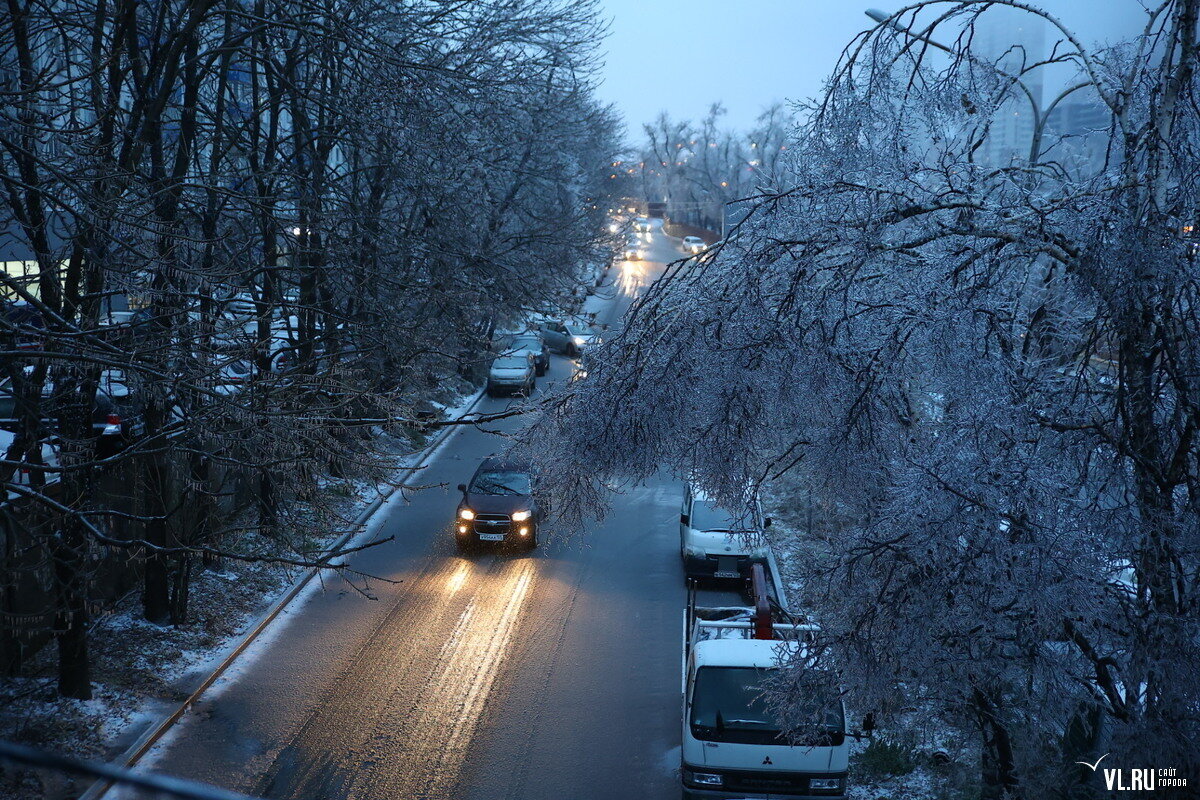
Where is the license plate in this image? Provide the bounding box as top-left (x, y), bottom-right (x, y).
top-left (714, 570), bottom-right (740, 579)
top-left (478, 533), bottom-right (505, 541)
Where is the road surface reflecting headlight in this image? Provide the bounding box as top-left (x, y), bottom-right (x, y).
top-left (511, 510), bottom-right (531, 522)
top-left (458, 508), bottom-right (475, 520)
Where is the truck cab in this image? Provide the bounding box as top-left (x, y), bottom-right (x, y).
top-left (682, 578), bottom-right (849, 799)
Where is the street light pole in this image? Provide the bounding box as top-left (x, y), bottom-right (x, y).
top-left (864, 8), bottom-right (1092, 164)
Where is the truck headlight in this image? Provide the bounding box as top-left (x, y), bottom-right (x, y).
top-left (684, 770), bottom-right (722, 787)
top-left (684, 546), bottom-right (707, 559)
top-left (458, 508), bottom-right (475, 520)
top-left (810, 777), bottom-right (843, 791)
top-left (511, 510), bottom-right (530, 522)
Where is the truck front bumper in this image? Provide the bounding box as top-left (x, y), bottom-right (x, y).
top-left (681, 763), bottom-right (847, 800)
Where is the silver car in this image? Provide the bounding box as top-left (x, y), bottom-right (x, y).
top-left (486, 353), bottom-right (536, 397)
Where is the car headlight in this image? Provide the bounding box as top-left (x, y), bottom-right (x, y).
top-left (573, 336), bottom-right (586, 346)
top-left (684, 546), bottom-right (707, 559)
top-left (684, 770), bottom-right (723, 787)
top-left (458, 508), bottom-right (475, 520)
top-left (511, 510), bottom-right (531, 522)
top-left (810, 778), bottom-right (843, 791)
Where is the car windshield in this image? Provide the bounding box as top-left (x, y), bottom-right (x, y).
top-left (469, 470), bottom-right (532, 496)
top-left (492, 356), bottom-right (528, 369)
top-left (692, 500), bottom-right (748, 532)
top-left (690, 667), bottom-right (843, 745)
top-left (566, 324), bottom-right (591, 337)
top-left (510, 336), bottom-right (540, 350)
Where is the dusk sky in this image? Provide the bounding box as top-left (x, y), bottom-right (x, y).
top-left (595, 0), bottom-right (1152, 138)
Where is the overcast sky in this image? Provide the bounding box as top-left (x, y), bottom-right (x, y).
top-left (594, 0), bottom-right (1151, 139)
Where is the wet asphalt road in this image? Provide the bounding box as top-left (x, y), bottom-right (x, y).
top-left (131, 226), bottom-right (737, 800)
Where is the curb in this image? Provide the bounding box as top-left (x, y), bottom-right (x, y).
top-left (79, 390), bottom-right (486, 799)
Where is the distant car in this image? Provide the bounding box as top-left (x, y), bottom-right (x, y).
top-left (455, 457), bottom-right (542, 550)
top-left (679, 485), bottom-right (770, 581)
top-left (682, 236), bottom-right (707, 254)
top-left (564, 319), bottom-right (598, 355)
top-left (623, 243), bottom-right (644, 260)
top-left (508, 332), bottom-right (550, 376)
top-left (486, 353), bottom-right (536, 397)
top-left (537, 318), bottom-right (573, 354)
top-left (634, 217), bottom-right (653, 232)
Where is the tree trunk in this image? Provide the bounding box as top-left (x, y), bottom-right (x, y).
top-left (51, 520), bottom-right (91, 699)
top-left (974, 687), bottom-right (1021, 800)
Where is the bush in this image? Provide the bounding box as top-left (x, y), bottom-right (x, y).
top-left (854, 738), bottom-right (917, 778)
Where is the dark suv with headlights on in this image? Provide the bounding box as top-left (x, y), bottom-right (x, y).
top-left (456, 457), bottom-right (541, 551)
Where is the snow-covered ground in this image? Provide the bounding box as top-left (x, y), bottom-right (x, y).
top-left (0, 388), bottom-right (483, 800)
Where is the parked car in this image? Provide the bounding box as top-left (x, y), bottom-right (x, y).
top-left (486, 353), bottom-right (536, 397)
top-left (0, 428), bottom-right (61, 491)
top-left (0, 371), bottom-right (142, 457)
top-left (455, 457), bottom-right (542, 551)
top-left (682, 236), bottom-right (707, 254)
top-left (507, 331), bottom-right (550, 376)
top-left (2, 301), bottom-right (46, 351)
top-left (679, 485), bottom-right (770, 581)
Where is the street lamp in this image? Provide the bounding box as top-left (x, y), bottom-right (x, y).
top-left (864, 8), bottom-right (1092, 163)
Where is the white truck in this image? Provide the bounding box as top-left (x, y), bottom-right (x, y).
top-left (681, 565), bottom-right (854, 800)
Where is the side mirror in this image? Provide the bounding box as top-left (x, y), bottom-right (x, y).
top-left (457, 483), bottom-right (467, 494)
top-left (680, 514), bottom-right (690, 526)
top-left (763, 517), bottom-right (772, 528)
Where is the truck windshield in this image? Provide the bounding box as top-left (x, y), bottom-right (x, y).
top-left (690, 667), bottom-right (844, 746)
top-left (692, 501), bottom-right (743, 532)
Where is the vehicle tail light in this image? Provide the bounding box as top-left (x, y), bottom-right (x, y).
top-left (106, 413), bottom-right (122, 426)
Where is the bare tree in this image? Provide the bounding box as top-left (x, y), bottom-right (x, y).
top-left (527, 2), bottom-right (1200, 796)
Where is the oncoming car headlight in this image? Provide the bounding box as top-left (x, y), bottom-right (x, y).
top-left (573, 336), bottom-right (586, 346)
top-left (458, 508), bottom-right (475, 520)
top-left (511, 510), bottom-right (531, 522)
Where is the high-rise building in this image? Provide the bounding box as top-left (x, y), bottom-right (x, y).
top-left (973, 10), bottom-right (1046, 167)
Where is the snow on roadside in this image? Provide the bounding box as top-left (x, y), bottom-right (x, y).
top-left (762, 486), bottom-right (962, 800)
top-left (0, 388), bottom-right (481, 800)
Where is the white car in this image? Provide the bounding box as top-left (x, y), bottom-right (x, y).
top-left (682, 236), bottom-right (706, 254)
top-left (679, 485), bottom-right (769, 580)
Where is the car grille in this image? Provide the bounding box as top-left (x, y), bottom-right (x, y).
top-left (717, 770), bottom-right (825, 794)
top-left (473, 513), bottom-right (511, 534)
